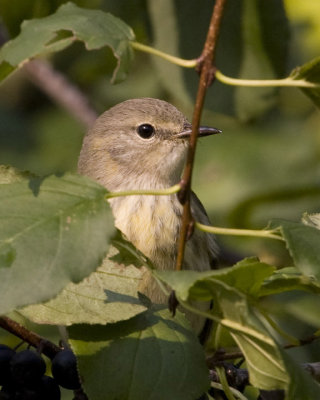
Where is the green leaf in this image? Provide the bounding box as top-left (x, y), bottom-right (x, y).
top-left (0, 165), bottom-right (35, 184)
top-left (260, 267), bottom-right (320, 297)
top-left (278, 293), bottom-right (320, 327)
top-left (283, 351), bottom-right (320, 400)
top-left (213, 282), bottom-right (289, 391)
top-left (154, 258), bottom-right (275, 301)
top-left (0, 243), bottom-right (16, 268)
top-left (302, 212), bottom-right (320, 229)
top-left (0, 172), bottom-right (114, 314)
top-left (290, 56), bottom-right (320, 109)
top-left (271, 219), bottom-right (320, 280)
top-left (0, 2), bottom-right (135, 83)
top-left (19, 243), bottom-right (147, 325)
top-left (156, 269), bottom-right (289, 390)
top-left (69, 308), bottom-right (209, 400)
top-left (155, 269), bottom-right (320, 397)
top-left (212, 283), bottom-right (320, 399)
top-left (110, 230), bottom-right (149, 268)
top-left (215, 257), bottom-right (276, 297)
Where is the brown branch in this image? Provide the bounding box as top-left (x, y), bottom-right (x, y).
top-left (0, 315), bottom-right (60, 359)
top-left (24, 59), bottom-right (98, 129)
top-left (303, 362), bottom-right (320, 382)
top-left (175, 0), bottom-right (227, 271)
top-left (207, 350), bottom-right (244, 365)
top-left (284, 333), bottom-right (320, 350)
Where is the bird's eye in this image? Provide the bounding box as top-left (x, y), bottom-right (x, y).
top-left (137, 124), bottom-right (155, 139)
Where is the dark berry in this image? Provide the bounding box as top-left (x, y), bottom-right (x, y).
top-left (0, 345), bottom-right (15, 385)
top-left (10, 349), bottom-right (46, 387)
top-left (258, 389), bottom-right (285, 400)
top-left (39, 376), bottom-right (61, 400)
top-left (51, 350), bottom-right (81, 390)
top-left (14, 387), bottom-right (41, 400)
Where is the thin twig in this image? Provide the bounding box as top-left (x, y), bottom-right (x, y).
top-left (207, 351), bottom-right (244, 364)
top-left (24, 59), bottom-right (98, 128)
top-left (175, 0), bottom-right (227, 271)
top-left (284, 334), bottom-right (320, 350)
top-left (0, 315), bottom-right (60, 359)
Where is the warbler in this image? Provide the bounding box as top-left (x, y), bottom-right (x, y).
top-left (78, 98), bottom-right (220, 333)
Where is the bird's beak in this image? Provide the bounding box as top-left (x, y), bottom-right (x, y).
top-left (176, 124), bottom-right (222, 138)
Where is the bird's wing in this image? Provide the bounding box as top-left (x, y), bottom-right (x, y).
top-left (190, 191), bottom-right (219, 268)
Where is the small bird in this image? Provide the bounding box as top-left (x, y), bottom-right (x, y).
top-left (78, 98), bottom-right (220, 333)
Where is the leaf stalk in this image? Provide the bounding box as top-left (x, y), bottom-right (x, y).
top-left (105, 183), bottom-right (181, 199)
top-left (215, 70), bottom-right (319, 89)
top-left (131, 41), bottom-right (197, 68)
top-left (195, 222), bottom-right (284, 241)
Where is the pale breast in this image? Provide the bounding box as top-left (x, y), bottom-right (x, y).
top-left (109, 194), bottom-right (182, 269)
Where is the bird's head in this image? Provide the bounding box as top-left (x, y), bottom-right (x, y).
top-left (78, 98), bottom-right (220, 190)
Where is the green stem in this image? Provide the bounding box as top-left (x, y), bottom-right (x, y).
top-left (195, 222), bottom-right (284, 241)
top-left (216, 70), bottom-right (319, 89)
top-left (179, 299), bottom-right (274, 345)
top-left (105, 183), bottom-right (181, 199)
top-left (216, 366), bottom-right (236, 400)
top-left (153, 275), bottom-right (170, 297)
top-left (130, 41), bottom-right (197, 68)
top-left (211, 382), bottom-right (249, 400)
top-left (208, 392), bottom-right (215, 400)
top-left (130, 42), bottom-right (319, 90)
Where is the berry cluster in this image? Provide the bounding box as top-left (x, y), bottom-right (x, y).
top-left (0, 344), bottom-right (81, 400)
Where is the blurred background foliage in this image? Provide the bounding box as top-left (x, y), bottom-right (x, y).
top-left (0, 0), bottom-right (319, 262)
top-left (0, 0), bottom-right (319, 380)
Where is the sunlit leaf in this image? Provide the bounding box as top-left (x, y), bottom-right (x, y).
top-left (302, 212), bottom-right (320, 229)
top-left (0, 170), bottom-right (113, 314)
top-left (0, 165), bottom-right (35, 184)
top-left (0, 2), bottom-right (135, 83)
top-left (271, 219), bottom-right (320, 280)
top-left (290, 56), bottom-right (320, 108)
top-left (19, 243), bottom-right (147, 325)
top-left (154, 258), bottom-right (275, 302)
top-left (154, 267), bottom-right (320, 397)
top-left (260, 267), bottom-right (320, 297)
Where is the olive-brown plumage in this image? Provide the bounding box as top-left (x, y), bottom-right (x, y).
top-left (78, 98), bottom-right (220, 333)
